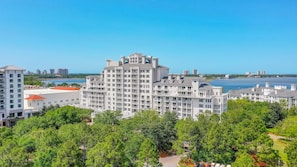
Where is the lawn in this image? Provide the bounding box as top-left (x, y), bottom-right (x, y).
top-left (270, 134), bottom-right (288, 167)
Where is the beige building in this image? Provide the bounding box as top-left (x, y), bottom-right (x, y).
top-left (80, 53), bottom-right (228, 119)
top-left (0, 65), bottom-right (25, 126)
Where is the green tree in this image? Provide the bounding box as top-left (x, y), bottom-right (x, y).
top-left (33, 147), bottom-right (57, 167)
top-left (0, 127), bottom-right (13, 146)
top-left (52, 140), bottom-right (83, 167)
top-left (94, 110), bottom-right (122, 126)
top-left (273, 115), bottom-right (297, 139)
top-left (24, 75), bottom-right (44, 86)
top-left (58, 123), bottom-right (92, 163)
top-left (137, 138), bottom-right (161, 167)
top-left (256, 134), bottom-right (280, 166)
top-left (233, 116), bottom-right (267, 152)
top-left (265, 102), bottom-right (285, 128)
top-left (86, 133), bottom-right (127, 167)
top-left (58, 82), bottom-right (69, 86)
top-left (232, 152), bottom-right (255, 167)
top-left (285, 140), bottom-right (297, 167)
top-left (206, 122), bottom-right (235, 164)
top-left (125, 133), bottom-right (145, 166)
top-left (159, 111), bottom-right (178, 151)
top-left (0, 139), bottom-right (31, 167)
top-left (173, 118), bottom-right (201, 156)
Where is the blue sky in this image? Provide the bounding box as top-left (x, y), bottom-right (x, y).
top-left (0, 0), bottom-right (296, 74)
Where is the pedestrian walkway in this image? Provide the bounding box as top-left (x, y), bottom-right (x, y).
top-left (159, 155), bottom-right (181, 167)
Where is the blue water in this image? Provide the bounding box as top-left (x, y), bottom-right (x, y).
top-left (43, 78), bottom-right (86, 85)
top-left (210, 77), bottom-right (297, 93)
top-left (44, 77), bottom-right (297, 93)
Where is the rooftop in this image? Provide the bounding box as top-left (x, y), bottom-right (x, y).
top-left (0, 65), bottom-right (25, 71)
top-left (154, 76), bottom-right (205, 87)
top-left (25, 95), bottom-right (45, 101)
top-left (24, 86), bottom-right (80, 96)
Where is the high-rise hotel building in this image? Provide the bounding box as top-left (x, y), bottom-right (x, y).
top-left (81, 53), bottom-right (228, 119)
top-left (0, 65), bottom-right (25, 126)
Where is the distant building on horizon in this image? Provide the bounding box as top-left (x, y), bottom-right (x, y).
top-left (80, 53), bottom-right (228, 119)
top-left (0, 65), bottom-right (25, 127)
top-left (50, 69), bottom-right (55, 75)
top-left (57, 68), bottom-right (69, 76)
top-left (36, 69), bottom-right (41, 75)
top-left (42, 70), bottom-right (47, 75)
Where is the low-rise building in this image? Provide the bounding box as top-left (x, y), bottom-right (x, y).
top-left (24, 86), bottom-right (80, 117)
top-left (229, 82), bottom-right (297, 108)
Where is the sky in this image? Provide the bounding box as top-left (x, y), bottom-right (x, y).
top-left (0, 0), bottom-right (296, 74)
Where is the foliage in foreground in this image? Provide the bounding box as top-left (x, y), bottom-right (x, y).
top-left (0, 99), bottom-right (295, 166)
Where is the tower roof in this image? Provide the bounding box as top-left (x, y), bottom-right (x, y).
top-left (0, 65), bottom-right (25, 71)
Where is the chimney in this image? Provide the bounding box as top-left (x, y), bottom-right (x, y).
top-left (106, 60), bottom-right (111, 67)
top-left (168, 75), bottom-right (172, 80)
top-left (148, 56), bottom-right (152, 64)
top-left (291, 84), bottom-right (296, 91)
top-left (152, 58), bottom-right (158, 68)
top-left (121, 56), bottom-right (125, 64)
top-left (142, 56), bottom-right (146, 64)
top-left (265, 82), bottom-right (270, 88)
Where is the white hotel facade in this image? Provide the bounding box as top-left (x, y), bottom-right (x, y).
top-left (81, 53), bottom-right (228, 119)
top-left (0, 66), bottom-right (25, 126)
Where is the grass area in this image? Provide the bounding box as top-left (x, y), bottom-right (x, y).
top-left (271, 136), bottom-right (288, 167)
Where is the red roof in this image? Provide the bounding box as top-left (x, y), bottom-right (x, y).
top-left (51, 86), bottom-right (80, 90)
top-left (25, 95), bottom-right (45, 101)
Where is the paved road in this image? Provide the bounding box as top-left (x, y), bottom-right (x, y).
top-left (159, 155), bottom-right (181, 167)
top-left (268, 133), bottom-right (287, 140)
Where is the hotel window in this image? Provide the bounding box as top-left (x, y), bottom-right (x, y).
top-left (10, 84), bottom-right (13, 88)
top-left (10, 89), bottom-right (13, 93)
top-left (18, 94), bottom-right (21, 98)
top-left (18, 104), bottom-right (22, 108)
top-left (10, 74), bottom-right (13, 78)
top-left (10, 105), bottom-right (14, 109)
top-left (10, 95), bottom-right (14, 98)
top-left (10, 79), bottom-right (13, 83)
top-left (17, 74), bottom-right (21, 77)
top-left (18, 79), bottom-right (21, 82)
top-left (18, 84), bottom-right (21, 88)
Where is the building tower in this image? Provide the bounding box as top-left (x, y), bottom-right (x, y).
top-left (0, 65), bottom-right (25, 126)
top-left (81, 53), bottom-right (228, 119)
